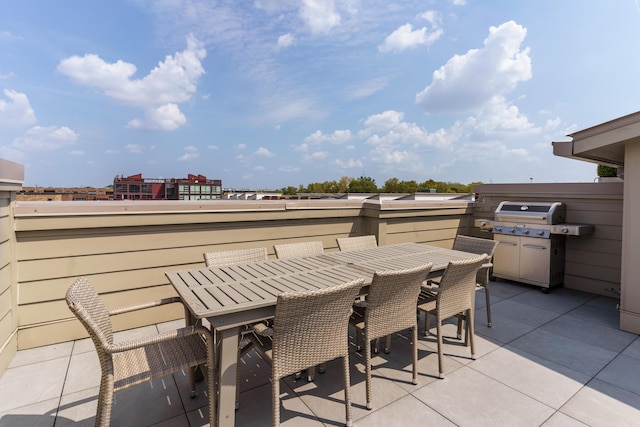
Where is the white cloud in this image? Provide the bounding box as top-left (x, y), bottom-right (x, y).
top-left (304, 129), bottom-right (352, 145)
top-left (207, 144), bottom-right (219, 150)
top-left (254, 147), bottom-right (275, 157)
top-left (13, 126), bottom-right (78, 151)
top-left (0, 70), bottom-right (16, 79)
top-left (277, 33), bottom-right (296, 48)
top-left (0, 89), bottom-right (37, 127)
top-left (58, 35), bottom-right (205, 131)
top-left (379, 12), bottom-right (442, 54)
top-left (236, 143), bottom-right (247, 149)
top-left (416, 21), bottom-right (531, 113)
top-left (69, 150), bottom-right (84, 156)
top-left (127, 103), bottom-right (187, 131)
top-left (299, 0), bottom-right (341, 34)
top-left (178, 145), bottom-right (199, 161)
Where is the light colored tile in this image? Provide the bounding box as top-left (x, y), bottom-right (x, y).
top-left (509, 329), bottom-right (618, 376)
top-left (357, 394), bottom-right (456, 427)
top-left (8, 342), bottom-right (73, 368)
top-left (420, 322), bottom-right (500, 367)
top-left (471, 347), bottom-right (590, 408)
top-left (55, 387), bottom-right (99, 427)
top-left (539, 314), bottom-right (636, 353)
top-left (0, 357), bottom-right (68, 413)
top-left (595, 354), bottom-right (640, 396)
top-left (62, 351), bottom-right (101, 395)
top-left (541, 412), bottom-right (589, 427)
top-left (0, 397), bottom-right (59, 427)
top-left (560, 379), bottom-right (640, 427)
top-left (71, 338), bottom-right (94, 355)
top-left (413, 366), bottom-right (555, 427)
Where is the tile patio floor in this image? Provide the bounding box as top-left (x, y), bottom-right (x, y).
top-left (1, 280), bottom-right (639, 426)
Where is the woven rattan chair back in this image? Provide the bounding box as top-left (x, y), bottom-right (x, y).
top-left (452, 235), bottom-right (498, 326)
top-left (273, 241), bottom-right (324, 259)
top-left (364, 263), bottom-right (433, 340)
top-left (270, 278), bottom-right (364, 426)
top-left (204, 247), bottom-right (268, 267)
top-left (452, 235), bottom-right (497, 285)
top-left (436, 254), bottom-right (490, 318)
top-left (66, 277), bottom-right (214, 427)
top-left (336, 235), bottom-right (378, 252)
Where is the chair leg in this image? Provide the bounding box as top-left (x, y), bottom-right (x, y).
top-left (272, 376), bottom-right (281, 427)
top-left (205, 332), bottom-right (216, 427)
top-left (484, 285), bottom-right (492, 327)
top-left (307, 366), bottom-right (316, 382)
top-left (96, 374), bottom-right (114, 427)
top-left (468, 309), bottom-right (476, 360)
top-left (384, 334), bottom-right (391, 354)
top-left (411, 326), bottom-right (418, 385)
top-left (456, 317), bottom-right (463, 340)
top-left (343, 355), bottom-right (353, 427)
top-left (424, 310), bottom-right (431, 337)
top-left (365, 337), bottom-right (373, 410)
top-left (436, 319), bottom-right (444, 379)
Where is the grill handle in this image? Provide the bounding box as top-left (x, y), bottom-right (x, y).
top-left (522, 243), bottom-right (547, 250)
top-left (495, 214), bottom-right (548, 223)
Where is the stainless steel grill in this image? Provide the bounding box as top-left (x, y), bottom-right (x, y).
top-left (474, 201), bottom-right (594, 290)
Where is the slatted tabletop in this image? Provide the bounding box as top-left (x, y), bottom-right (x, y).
top-left (166, 243), bottom-right (480, 322)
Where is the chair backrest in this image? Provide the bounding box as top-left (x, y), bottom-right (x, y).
top-left (437, 254), bottom-right (490, 318)
top-left (66, 277), bottom-right (114, 349)
top-left (273, 241), bottom-right (324, 259)
top-left (364, 263), bottom-right (433, 340)
top-left (271, 278), bottom-right (364, 378)
top-left (203, 247), bottom-right (268, 267)
top-left (336, 235), bottom-right (378, 252)
top-left (453, 235), bottom-right (498, 258)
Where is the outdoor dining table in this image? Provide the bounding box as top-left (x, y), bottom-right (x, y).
top-left (165, 242), bottom-right (482, 427)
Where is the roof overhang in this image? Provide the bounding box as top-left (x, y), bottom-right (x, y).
top-left (553, 111), bottom-right (640, 167)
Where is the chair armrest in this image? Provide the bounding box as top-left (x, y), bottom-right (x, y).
top-left (481, 262), bottom-right (493, 269)
top-left (103, 325), bottom-right (210, 354)
top-left (108, 296), bottom-right (183, 316)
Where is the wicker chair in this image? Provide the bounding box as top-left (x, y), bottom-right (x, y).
top-left (349, 263), bottom-right (433, 410)
top-left (417, 254), bottom-right (490, 379)
top-left (203, 247), bottom-right (269, 408)
top-left (273, 240), bottom-right (324, 259)
top-left (66, 277), bottom-right (215, 427)
top-left (336, 235), bottom-right (378, 252)
top-left (203, 246), bottom-right (268, 267)
top-left (251, 278), bottom-right (365, 427)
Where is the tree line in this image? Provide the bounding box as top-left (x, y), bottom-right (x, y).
top-left (278, 176), bottom-right (481, 195)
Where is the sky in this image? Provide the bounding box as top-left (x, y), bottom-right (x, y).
top-left (1, 1), bottom-right (639, 190)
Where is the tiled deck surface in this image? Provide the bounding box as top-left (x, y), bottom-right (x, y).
top-left (1, 280), bottom-right (639, 426)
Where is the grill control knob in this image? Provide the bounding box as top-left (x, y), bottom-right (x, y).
top-left (523, 230), bottom-right (530, 235)
top-left (537, 230), bottom-right (545, 236)
top-left (561, 227), bottom-right (569, 233)
top-left (510, 228), bottom-right (516, 233)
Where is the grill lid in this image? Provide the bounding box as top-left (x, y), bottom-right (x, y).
top-left (494, 201), bottom-right (565, 225)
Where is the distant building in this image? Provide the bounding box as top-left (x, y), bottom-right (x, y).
top-left (113, 173), bottom-right (222, 200)
top-left (17, 186), bottom-right (113, 201)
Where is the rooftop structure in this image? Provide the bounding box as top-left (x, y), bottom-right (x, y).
top-left (113, 173), bottom-right (222, 201)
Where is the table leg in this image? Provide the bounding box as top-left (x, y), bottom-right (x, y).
top-left (216, 327), bottom-right (240, 427)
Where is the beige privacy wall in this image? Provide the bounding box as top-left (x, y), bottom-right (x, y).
top-left (13, 198), bottom-right (474, 350)
top-left (0, 159), bottom-right (24, 375)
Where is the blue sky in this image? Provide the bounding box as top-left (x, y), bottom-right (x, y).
top-left (1, 1), bottom-right (639, 189)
